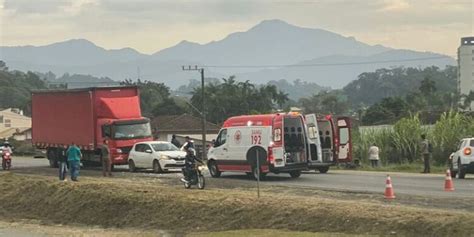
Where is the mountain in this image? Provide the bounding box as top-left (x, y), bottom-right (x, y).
top-left (234, 49), bottom-right (455, 88)
top-left (0, 19), bottom-right (456, 89)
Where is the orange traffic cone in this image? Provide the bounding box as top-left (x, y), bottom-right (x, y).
top-left (444, 169), bottom-right (455, 191)
top-left (384, 175), bottom-right (395, 199)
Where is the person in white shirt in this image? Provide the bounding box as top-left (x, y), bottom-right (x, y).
top-left (368, 143), bottom-right (380, 168)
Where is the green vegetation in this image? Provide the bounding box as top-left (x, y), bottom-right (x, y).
top-left (353, 112), bottom-right (474, 166)
top-left (190, 76), bottom-right (289, 124)
top-left (190, 229), bottom-right (359, 237)
top-left (343, 66), bottom-right (457, 108)
top-left (0, 61), bottom-right (47, 115)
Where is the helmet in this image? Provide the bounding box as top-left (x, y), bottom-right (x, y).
top-left (3, 141), bottom-right (10, 146)
top-left (187, 147), bottom-right (196, 156)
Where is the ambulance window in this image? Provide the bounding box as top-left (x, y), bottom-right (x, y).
top-left (308, 126), bottom-right (317, 139)
top-left (339, 127), bottom-right (349, 145)
top-left (274, 128), bottom-right (281, 142)
top-left (215, 129), bottom-right (227, 147)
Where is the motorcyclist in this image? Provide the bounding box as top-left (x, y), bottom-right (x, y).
top-left (180, 137), bottom-right (203, 183)
top-left (1, 141), bottom-right (13, 155)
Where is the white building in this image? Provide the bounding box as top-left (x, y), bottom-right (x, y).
top-left (458, 36), bottom-right (474, 110)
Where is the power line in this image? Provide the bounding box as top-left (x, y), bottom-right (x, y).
top-left (201, 55), bottom-right (453, 69)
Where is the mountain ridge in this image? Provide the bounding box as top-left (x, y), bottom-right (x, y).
top-left (0, 19), bottom-right (456, 89)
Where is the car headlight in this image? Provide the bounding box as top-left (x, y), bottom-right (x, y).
top-left (160, 155), bottom-right (170, 160)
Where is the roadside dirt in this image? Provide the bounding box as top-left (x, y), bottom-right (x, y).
top-left (0, 172), bottom-right (473, 236)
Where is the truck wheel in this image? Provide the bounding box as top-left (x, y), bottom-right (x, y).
top-left (458, 160), bottom-right (466, 179)
top-left (153, 160), bottom-right (163, 173)
top-left (208, 160), bottom-right (221, 178)
top-left (47, 149), bottom-right (58, 168)
top-left (128, 160), bottom-right (136, 172)
top-left (317, 166), bottom-right (330, 174)
top-left (289, 170), bottom-right (301, 178)
top-left (251, 166), bottom-right (266, 181)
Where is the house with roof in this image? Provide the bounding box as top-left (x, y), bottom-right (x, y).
top-left (0, 108), bottom-right (32, 141)
top-left (151, 113), bottom-right (220, 143)
top-left (151, 114), bottom-right (221, 157)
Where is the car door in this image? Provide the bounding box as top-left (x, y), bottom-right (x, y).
top-left (131, 144), bottom-right (144, 168)
top-left (141, 144), bottom-right (154, 169)
top-left (305, 114), bottom-right (323, 164)
top-left (336, 117), bottom-right (352, 163)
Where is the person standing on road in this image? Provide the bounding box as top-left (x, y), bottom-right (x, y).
top-left (57, 145), bottom-right (68, 181)
top-left (368, 143), bottom-right (380, 168)
top-left (171, 134), bottom-right (181, 148)
top-left (420, 134), bottom-right (431, 173)
top-left (66, 142), bottom-right (82, 181)
top-left (100, 139), bottom-right (112, 177)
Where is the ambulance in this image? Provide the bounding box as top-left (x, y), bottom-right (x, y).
top-left (309, 115), bottom-right (353, 173)
top-left (207, 112), bottom-right (324, 180)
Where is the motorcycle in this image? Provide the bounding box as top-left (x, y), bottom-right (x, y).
top-left (2, 151), bottom-right (11, 170)
top-left (181, 163), bottom-right (205, 189)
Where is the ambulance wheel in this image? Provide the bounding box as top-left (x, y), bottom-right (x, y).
top-left (317, 166), bottom-right (330, 174)
top-left (289, 170), bottom-right (301, 178)
top-left (208, 160), bottom-right (221, 178)
top-left (251, 166), bottom-right (266, 181)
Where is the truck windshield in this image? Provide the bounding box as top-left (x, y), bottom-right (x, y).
top-left (113, 122), bottom-right (152, 139)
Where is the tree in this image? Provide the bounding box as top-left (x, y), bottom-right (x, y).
top-left (190, 76), bottom-right (288, 124)
top-left (0, 61), bottom-right (8, 71)
top-left (121, 79), bottom-right (176, 117)
top-left (419, 76), bottom-right (437, 97)
top-left (299, 90), bottom-right (349, 115)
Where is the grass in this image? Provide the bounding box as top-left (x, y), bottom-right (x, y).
top-left (189, 229), bottom-right (364, 237)
top-left (347, 162), bottom-right (448, 174)
top-left (1, 173), bottom-right (474, 236)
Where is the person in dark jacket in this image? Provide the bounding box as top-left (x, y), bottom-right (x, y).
top-left (101, 139), bottom-right (112, 177)
top-left (171, 134), bottom-right (181, 148)
top-left (57, 145), bottom-right (68, 181)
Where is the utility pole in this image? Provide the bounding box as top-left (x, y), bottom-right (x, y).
top-left (182, 65), bottom-right (207, 160)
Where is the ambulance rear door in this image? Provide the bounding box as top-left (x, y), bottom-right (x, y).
top-left (305, 114), bottom-right (322, 164)
top-left (336, 117), bottom-right (352, 162)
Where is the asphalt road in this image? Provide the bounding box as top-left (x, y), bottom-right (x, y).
top-left (9, 156), bottom-right (474, 199)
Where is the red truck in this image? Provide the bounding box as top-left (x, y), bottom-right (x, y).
top-left (32, 86), bottom-right (153, 167)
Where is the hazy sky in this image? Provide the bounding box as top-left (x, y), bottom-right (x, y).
top-left (0, 0), bottom-right (472, 56)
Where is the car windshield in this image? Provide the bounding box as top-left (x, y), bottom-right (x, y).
top-left (470, 140), bottom-right (474, 147)
top-left (151, 143), bottom-right (179, 151)
top-left (114, 122), bottom-right (152, 139)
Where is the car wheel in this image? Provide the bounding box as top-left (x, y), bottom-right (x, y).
top-left (450, 163), bottom-right (457, 178)
top-left (458, 159), bottom-right (466, 179)
top-left (208, 160), bottom-right (221, 178)
top-left (128, 160), bottom-right (136, 172)
top-left (153, 160), bottom-right (163, 173)
top-left (289, 170), bottom-right (302, 178)
top-left (317, 166), bottom-right (330, 174)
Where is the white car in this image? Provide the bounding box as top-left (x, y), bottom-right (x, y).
top-left (449, 138), bottom-right (474, 179)
top-left (128, 141), bottom-right (187, 173)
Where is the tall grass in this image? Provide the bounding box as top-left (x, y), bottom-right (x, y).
top-left (353, 112), bottom-right (474, 165)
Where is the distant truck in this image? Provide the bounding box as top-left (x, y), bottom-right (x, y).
top-left (31, 86), bottom-right (153, 167)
